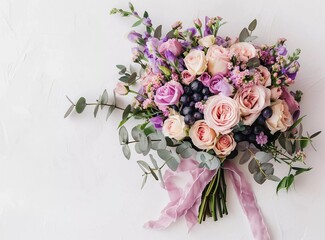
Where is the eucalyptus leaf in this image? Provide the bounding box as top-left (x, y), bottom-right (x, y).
top-left (247, 57), bottom-right (260, 68)
top-left (128, 72), bottom-right (137, 85)
top-left (75, 97), bottom-right (86, 114)
top-left (288, 116), bottom-right (305, 132)
top-left (245, 36), bottom-right (258, 42)
top-left (131, 125), bottom-right (142, 141)
top-left (100, 90), bottom-right (109, 108)
top-left (144, 125), bottom-right (156, 136)
top-left (122, 104), bottom-right (131, 120)
top-left (248, 158), bottom-right (259, 174)
top-left (142, 137), bottom-right (151, 156)
top-left (237, 141), bottom-right (249, 151)
top-left (122, 145), bottom-right (131, 160)
top-left (119, 126), bottom-right (128, 145)
top-left (116, 65), bottom-right (126, 70)
top-left (255, 152), bottom-right (273, 163)
top-left (137, 160), bottom-right (150, 172)
top-left (166, 29), bottom-right (175, 39)
top-left (106, 105), bottom-right (115, 120)
top-left (135, 143), bottom-right (142, 154)
top-left (157, 169), bottom-right (165, 188)
top-left (239, 28), bottom-right (249, 42)
top-left (93, 103), bottom-right (100, 118)
top-left (196, 152), bottom-right (220, 170)
top-left (267, 175), bottom-right (281, 182)
top-left (253, 171), bottom-right (266, 184)
top-left (310, 131), bottom-right (321, 139)
top-left (261, 162), bottom-right (274, 175)
top-left (239, 150), bottom-right (252, 164)
top-left (139, 132), bottom-right (149, 152)
top-left (149, 167), bottom-right (159, 181)
top-left (141, 174), bottom-right (148, 189)
top-left (64, 105), bottom-right (74, 118)
top-left (248, 19), bottom-right (257, 31)
top-left (154, 25), bottom-right (162, 39)
top-left (157, 149), bottom-right (180, 171)
top-left (149, 154), bottom-right (158, 169)
top-left (176, 142), bottom-right (193, 159)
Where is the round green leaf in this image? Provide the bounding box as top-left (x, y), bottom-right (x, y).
top-left (75, 97), bottom-right (86, 113)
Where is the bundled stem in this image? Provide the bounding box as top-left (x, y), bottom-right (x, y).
top-left (198, 167), bottom-right (228, 223)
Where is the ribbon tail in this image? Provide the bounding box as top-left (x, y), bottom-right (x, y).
top-left (224, 161), bottom-right (271, 240)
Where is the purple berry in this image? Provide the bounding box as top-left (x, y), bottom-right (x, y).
top-left (192, 93), bottom-right (203, 102)
top-left (190, 80), bottom-right (203, 93)
top-left (262, 107), bottom-right (273, 119)
top-left (193, 112), bottom-right (203, 120)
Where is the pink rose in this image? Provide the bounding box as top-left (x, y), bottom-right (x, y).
top-left (206, 45), bottom-right (230, 77)
top-left (184, 50), bottom-right (207, 75)
top-left (270, 87), bottom-right (282, 101)
top-left (204, 95), bottom-right (240, 134)
top-left (162, 114), bottom-right (188, 140)
top-left (114, 82), bottom-right (129, 95)
top-left (158, 39), bottom-right (183, 58)
top-left (230, 42), bottom-right (256, 62)
top-left (189, 120), bottom-right (217, 150)
top-left (266, 100), bottom-right (293, 134)
top-left (234, 85), bottom-right (271, 125)
top-left (213, 133), bottom-right (236, 158)
top-left (280, 86), bottom-right (300, 121)
top-left (181, 70), bottom-right (196, 85)
top-left (154, 81), bottom-right (184, 109)
top-left (256, 66), bottom-right (271, 87)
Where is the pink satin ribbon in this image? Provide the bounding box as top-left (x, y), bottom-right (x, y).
top-left (145, 158), bottom-right (270, 240)
top-left (144, 159), bottom-right (216, 231)
top-left (224, 161), bottom-right (270, 240)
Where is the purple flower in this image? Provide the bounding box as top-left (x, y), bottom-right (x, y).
top-left (186, 27), bottom-right (197, 37)
top-left (136, 87), bottom-right (146, 103)
top-left (277, 46), bottom-right (287, 56)
top-left (143, 17), bottom-right (152, 27)
top-left (280, 86), bottom-right (300, 121)
top-left (150, 116), bottom-right (164, 130)
top-left (128, 31), bottom-right (142, 42)
top-left (209, 74), bottom-right (234, 97)
top-left (154, 81), bottom-right (184, 110)
top-left (204, 16), bottom-right (212, 36)
top-left (283, 61), bottom-right (300, 80)
top-left (256, 132), bottom-right (268, 146)
top-left (199, 72), bottom-right (212, 86)
top-left (165, 50), bottom-right (176, 62)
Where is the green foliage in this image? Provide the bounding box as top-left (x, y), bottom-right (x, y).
top-left (75, 97), bottom-right (86, 113)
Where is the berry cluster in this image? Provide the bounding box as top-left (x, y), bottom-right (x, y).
top-left (233, 107), bottom-right (274, 147)
top-left (178, 80), bottom-right (212, 125)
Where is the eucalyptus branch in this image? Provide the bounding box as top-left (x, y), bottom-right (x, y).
top-left (86, 103), bottom-right (124, 111)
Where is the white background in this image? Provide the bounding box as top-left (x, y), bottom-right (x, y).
top-left (1, 0), bottom-right (325, 239)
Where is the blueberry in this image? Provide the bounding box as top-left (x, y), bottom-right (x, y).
top-left (180, 95), bottom-right (190, 105)
top-left (183, 85), bottom-right (192, 95)
top-left (204, 95), bottom-right (210, 101)
top-left (234, 133), bottom-right (246, 142)
top-left (192, 93), bottom-right (203, 102)
top-left (193, 112), bottom-right (203, 120)
top-left (171, 105), bottom-right (179, 112)
top-left (262, 107), bottom-right (273, 119)
top-left (182, 106), bottom-right (193, 116)
top-left (256, 115), bottom-right (266, 125)
top-left (189, 101), bottom-right (196, 107)
top-left (242, 126), bottom-right (252, 135)
top-left (248, 133), bottom-right (256, 143)
top-left (201, 87), bottom-right (210, 96)
top-left (190, 80), bottom-right (203, 93)
top-left (184, 114), bottom-right (195, 125)
top-left (253, 125), bottom-right (264, 135)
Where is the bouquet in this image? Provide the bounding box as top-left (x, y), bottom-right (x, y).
top-left (65, 3), bottom-right (320, 239)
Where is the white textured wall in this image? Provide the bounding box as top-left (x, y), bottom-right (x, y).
top-left (1, 0), bottom-right (325, 239)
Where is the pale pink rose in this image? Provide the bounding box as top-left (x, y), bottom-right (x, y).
top-left (204, 95), bottom-right (240, 134)
top-left (184, 50), bottom-right (207, 75)
top-left (114, 82), bottom-right (128, 95)
top-left (158, 39), bottom-right (183, 57)
top-left (162, 114), bottom-right (188, 140)
top-left (266, 100), bottom-right (293, 134)
top-left (213, 133), bottom-right (236, 158)
top-left (189, 120), bottom-right (217, 150)
top-left (256, 66), bottom-right (271, 87)
top-left (198, 35), bottom-right (216, 48)
top-left (181, 70), bottom-right (196, 85)
top-left (206, 45), bottom-right (230, 77)
top-left (234, 85), bottom-right (271, 125)
top-left (230, 42), bottom-right (256, 62)
top-left (270, 87), bottom-right (282, 101)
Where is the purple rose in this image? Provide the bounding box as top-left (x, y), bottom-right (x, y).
top-left (154, 80), bottom-right (184, 110)
top-left (199, 72), bottom-right (211, 86)
top-left (280, 86), bottom-right (300, 121)
top-left (209, 74), bottom-right (234, 97)
top-left (277, 46), bottom-right (287, 56)
top-left (150, 116), bottom-right (164, 130)
top-left (158, 39), bottom-right (183, 58)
